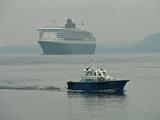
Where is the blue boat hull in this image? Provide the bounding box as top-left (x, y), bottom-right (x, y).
top-left (67, 80), bottom-right (129, 91)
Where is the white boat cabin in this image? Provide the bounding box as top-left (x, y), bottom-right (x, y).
top-left (81, 65), bottom-right (115, 82)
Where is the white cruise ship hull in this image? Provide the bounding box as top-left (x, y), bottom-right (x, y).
top-left (38, 41), bottom-right (96, 55)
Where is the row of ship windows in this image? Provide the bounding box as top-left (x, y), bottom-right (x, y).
top-left (40, 32), bottom-right (91, 37)
top-left (40, 32), bottom-right (95, 41)
top-left (85, 72), bottom-right (106, 76)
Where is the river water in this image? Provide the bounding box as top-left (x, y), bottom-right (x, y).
top-left (0, 53), bottom-right (160, 120)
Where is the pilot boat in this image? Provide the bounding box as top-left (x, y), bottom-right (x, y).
top-left (67, 61), bottom-right (129, 92)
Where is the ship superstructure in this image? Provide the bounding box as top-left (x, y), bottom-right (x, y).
top-left (38, 19), bottom-right (96, 54)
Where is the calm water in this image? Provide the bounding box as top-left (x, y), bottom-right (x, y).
top-left (0, 53), bottom-right (160, 120)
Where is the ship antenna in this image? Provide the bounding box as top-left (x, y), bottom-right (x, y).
top-left (81, 21), bottom-right (85, 30)
top-left (81, 21), bottom-right (84, 26)
top-left (50, 19), bottom-right (56, 24)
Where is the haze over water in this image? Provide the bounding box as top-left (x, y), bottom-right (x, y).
top-left (0, 53), bottom-right (160, 120)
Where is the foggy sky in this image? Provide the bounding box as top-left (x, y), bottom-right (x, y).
top-left (0, 0), bottom-right (160, 47)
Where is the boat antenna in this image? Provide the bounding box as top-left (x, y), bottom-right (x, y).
top-left (106, 68), bottom-right (110, 75)
top-left (88, 56), bottom-right (94, 67)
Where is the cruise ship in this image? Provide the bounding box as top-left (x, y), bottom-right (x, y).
top-left (38, 19), bottom-right (96, 55)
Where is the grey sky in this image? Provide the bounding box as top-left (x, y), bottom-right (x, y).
top-left (0, 0), bottom-right (160, 46)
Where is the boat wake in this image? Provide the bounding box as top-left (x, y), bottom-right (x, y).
top-left (0, 85), bottom-right (67, 91)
